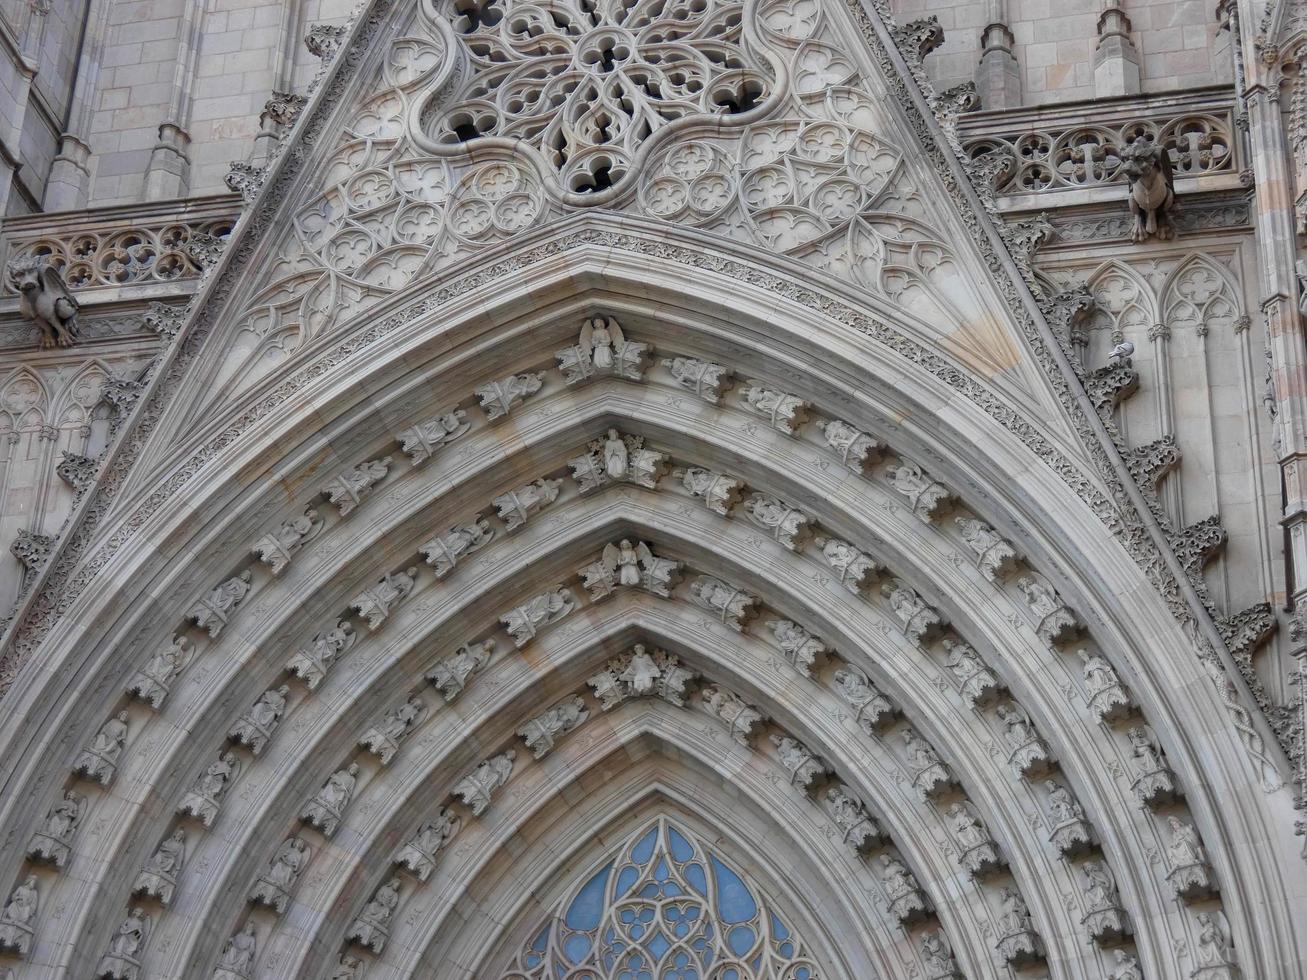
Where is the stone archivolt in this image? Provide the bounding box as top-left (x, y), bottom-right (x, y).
top-left (0, 307), bottom-right (1269, 979)
top-left (0, 0), bottom-right (1297, 976)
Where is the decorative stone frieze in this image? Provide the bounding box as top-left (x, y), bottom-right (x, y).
top-left (396, 411), bottom-right (469, 465)
top-left (359, 694), bottom-right (427, 765)
top-left (453, 752), bottom-right (516, 816)
top-left (833, 665), bottom-right (898, 732)
top-left (587, 646), bottom-right (695, 710)
top-left (425, 640), bottom-right (494, 701)
top-left (578, 539), bottom-right (681, 600)
top-left (518, 696), bottom-right (589, 758)
top-left (825, 784), bottom-right (883, 852)
top-left (300, 764), bottom-right (360, 837)
top-left (395, 809), bottom-right (460, 882)
top-left (501, 587), bottom-right (577, 647)
top-left (249, 837), bottom-right (311, 914)
top-left (813, 535), bottom-right (879, 594)
top-left (350, 567), bottom-right (418, 630)
top-left (568, 429), bottom-right (667, 492)
top-left (251, 508), bottom-right (323, 575)
top-left (555, 318), bottom-right (650, 384)
top-left (72, 710), bottom-right (129, 785)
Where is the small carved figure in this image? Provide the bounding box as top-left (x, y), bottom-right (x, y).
top-left (701, 685), bottom-right (764, 745)
top-left (28, 790), bottom-right (84, 866)
top-left (1044, 779), bottom-right (1095, 856)
top-left (249, 837), bottom-right (311, 913)
top-left (187, 570), bottom-right (253, 637)
top-left (885, 459), bottom-right (952, 520)
top-left (251, 508), bottom-right (323, 574)
top-left (301, 763), bottom-right (360, 836)
top-left (178, 752), bottom-right (240, 827)
top-left (587, 646), bottom-right (695, 710)
top-left (213, 922), bottom-right (257, 980)
top-left (1109, 949), bottom-right (1143, 980)
top-left (995, 701), bottom-right (1051, 776)
top-left (228, 685), bottom-right (290, 755)
top-left (133, 828), bottom-right (186, 905)
top-left (882, 578), bottom-right (945, 644)
top-left (323, 457), bottom-right (393, 514)
top-left (0, 875), bottom-right (38, 955)
top-left (396, 410), bottom-right (469, 465)
top-left (1166, 815), bottom-right (1214, 901)
top-left (941, 637), bottom-right (1001, 706)
top-left (688, 576), bottom-right (758, 631)
top-left (770, 734), bottom-right (828, 790)
top-left (1122, 136), bottom-right (1176, 243)
top-left (946, 801), bottom-right (1002, 875)
top-left (8, 254), bottom-right (79, 347)
top-left (817, 419), bottom-right (881, 472)
top-left (420, 517), bottom-right (495, 578)
top-left (1080, 859), bottom-right (1129, 943)
top-left (394, 808), bottom-right (460, 882)
top-left (359, 694), bottom-right (427, 765)
top-left (994, 886), bottom-right (1043, 964)
top-left (739, 381), bottom-right (809, 433)
top-left (454, 751), bottom-right (516, 815)
top-left (97, 907), bottom-right (151, 979)
top-left (426, 640), bottom-right (494, 701)
top-left (998, 885), bottom-right (1033, 933)
top-left (920, 929), bottom-right (959, 979)
top-left (833, 666), bottom-right (897, 731)
top-left (879, 854), bottom-right (929, 923)
top-left (556, 317), bottom-right (650, 384)
top-left (1193, 911), bottom-right (1237, 970)
top-left (743, 493), bottom-right (811, 550)
top-left (661, 356), bottom-right (731, 402)
top-left (954, 516), bottom-right (1017, 580)
top-left (677, 466), bottom-right (743, 515)
top-left (579, 539), bottom-right (681, 600)
top-left (126, 635), bottom-right (193, 708)
top-left (518, 696), bottom-right (589, 758)
top-left (493, 478), bottom-right (562, 531)
top-left (903, 729), bottom-right (952, 798)
top-left (73, 710), bottom-right (130, 785)
top-left (813, 535), bottom-right (878, 593)
top-left (285, 621), bottom-right (356, 689)
top-left (347, 877), bottom-right (402, 953)
top-left (501, 587), bottom-right (577, 647)
top-left (569, 430), bottom-right (665, 491)
top-left (767, 620), bottom-right (829, 676)
top-left (476, 372), bottom-right (544, 420)
top-left (1018, 572), bottom-right (1080, 644)
top-left (1128, 724), bottom-right (1178, 806)
top-left (329, 955), bottom-right (365, 980)
top-left (350, 567), bottom-right (418, 630)
top-left (825, 784), bottom-right (881, 851)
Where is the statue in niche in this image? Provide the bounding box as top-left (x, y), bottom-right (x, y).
top-left (833, 665), bottom-right (896, 731)
top-left (350, 567), bottom-right (418, 630)
top-left (127, 634), bottom-right (193, 709)
top-left (476, 371), bottom-right (544, 421)
top-left (213, 922), bottom-right (257, 980)
top-left (767, 620), bottom-right (829, 676)
top-left (188, 570), bottom-right (253, 637)
top-left (920, 929), bottom-right (959, 978)
top-left (941, 637), bottom-right (1000, 706)
top-left (954, 516), bottom-right (1017, 580)
top-left (228, 685), bottom-right (290, 755)
top-left (134, 828), bottom-right (186, 905)
top-left (587, 646), bottom-right (695, 710)
top-left (770, 735), bottom-right (827, 791)
top-left (677, 466), bottom-right (742, 515)
top-left (579, 539), bottom-right (681, 600)
top-left (301, 763), bottom-right (360, 837)
top-left (347, 877), bottom-right (402, 953)
top-left (329, 955), bottom-right (364, 980)
top-left (178, 751), bottom-right (241, 827)
top-left (813, 535), bottom-right (877, 593)
top-left (395, 808), bottom-right (461, 882)
top-left (1165, 815), bottom-right (1214, 901)
top-left (1110, 950), bottom-right (1143, 980)
top-left (421, 517), bottom-right (495, 578)
top-left (1193, 911), bottom-right (1237, 970)
top-left (322, 457), bottom-right (393, 514)
top-left (359, 694), bottom-right (427, 765)
top-left (1128, 724), bottom-right (1178, 806)
top-left (501, 587), bottom-right (577, 647)
top-left (662, 356), bottom-right (731, 402)
top-left (688, 576), bottom-right (757, 631)
top-left (250, 837), bottom-right (311, 913)
top-left (1079, 648), bottom-right (1132, 721)
top-left (556, 317), bottom-right (649, 384)
top-left (252, 508), bottom-right (322, 574)
top-left (286, 621), bottom-right (356, 689)
top-left (518, 696), bottom-right (589, 759)
top-left (454, 752), bottom-right (516, 815)
top-left (493, 477), bottom-right (562, 531)
top-left (73, 710), bottom-right (130, 785)
top-left (817, 419), bottom-right (880, 472)
top-left (826, 784), bottom-right (881, 851)
top-left (97, 907), bottom-right (151, 979)
top-left (879, 854), bottom-right (928, 923)
top-left (701, 685), bottom-right (764, 745)
top-left (28, 790), bottom-right (84, 866)
top-left (426, 640), bottom-right (494, 701)
top-left (604, 429), bottom-right (629, 480)
top-left (0, 875), bottom-right (38, 955)
top-left (743, 493), bottom-right (810, 550)
top-left (739, 381), bottom-right (809, 433)
top-left (397, 411), bottom-right (469, 465)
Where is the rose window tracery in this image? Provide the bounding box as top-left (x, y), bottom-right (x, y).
top-left (502, 817), bottom-right (819, 979)
top-left (428, 0), bottom-right (775, 195)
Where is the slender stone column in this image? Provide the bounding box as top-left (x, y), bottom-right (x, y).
top-left (1094, 0), bottom-right (1141, 96)
top-left (142, 0), bottom-right (211, 201)
top-left (976, 0), bottom-right (1021, 109)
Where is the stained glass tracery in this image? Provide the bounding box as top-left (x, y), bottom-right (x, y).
top-left (502, 817), bottom-right (820, 980)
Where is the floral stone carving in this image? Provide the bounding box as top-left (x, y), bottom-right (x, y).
top-left (579, 539), bottom-right (682, 600)
top-left (501, 587), bottom-right (578, 647)
top-left (587, 645), bottom-right (695, 709)
top-left (394, 808), bottom-right (460, 882)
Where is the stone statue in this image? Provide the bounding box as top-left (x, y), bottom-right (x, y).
top-left (556, 316), bottom-right (649, 383)
top-left (941, 637), bottom-right (1000, 706)
top-left (1109, 949), bottom-right (1143, 980)
top-left (701, 684), bottom-right (764, 745)
top-left (301, 763), bottom-right (360, 836)
top-left (518, 696), bottom-right (589, 758)
top-left (677, 466), bottom-right (743, 515)
top-left (743, 492), bottom-right (810, 550)
top-left (817, 419), bottom-right (880, 472)
top-left (501, 587), bottom-right (577, 647)
top-left (187, 570), bottom-right (253, 637)
top-left (954, 516), bottom-right (1017, 580)
top-left (476, 371), bottom-right (544, 420)
top-left (346, 877), bottom-right (402, 953)
top-left (97, 907), bottom-right (151, 979)
top-left (250, 836), bottom-right (311, 913)
top-left (350, 567), bottom-right (418, 630)
top-left (1193, 911), bottom-right (1236, 968)
top-left (1166, 815), bottom-right (1207, 868)
top-left (1079, 648), bottom-right (1132, 721)
top-left (885, 459), bottom-right (951, 519)
top-left (1122, 136), bottom-right (1175, 243)
top-left (360, 694), bottom-right (427, 765)
top-left (920, 929), bottom-right (959, 978)
top-left (1128, 724), bottom-right (1177, 806)
top-left (879, 854), bottom-right (928, 922)
top-left (426, 639), bottom-right (494, 701)
top-left (739, 381), bottom-right (809, 432)
top-left (397, 411), bottom-right (468, 465)
top-left (833, 665), bottom-right (896, 731)
top-left (903, 729), bottom-right (951, 798)
top-left (767, 620), bottom-right (829, 676)
top-left (454, 751), bottom-right (516, 815)
top-left (251, 508), bottom-right (322, 574)
top-left (228, 685), bottom-right (290, 755)
top-left (213, 922), bottom-right (257, 979)
top-left (286, 621), bottom-right (356, 689)
top-left (395, 808), bottom-right (461, 881)
top-left (28, 790), bottom-right (84, 866)
top-left (688, 576), bottom-right (757, 631)
top-left (0, 875), bottom-right (38, 955)
top-left (770, 734), bottom-right (828, 790)
top-left (882, 577), bottom-right (944, 643)
top-left (322, 458), bottom-right (393, 516)
top-left (493, 478), bottom-right (562, 531)
top-left (1017, 573), bottom-right (1079, 644)
top-left (825, 784), bottom-right (881, 851)
top-left (329, 954), bottom-right (364, 980)
top-left (814, 536), bottom-right (878, 593)
top-left (178, 751), bottom-right (241, 827)
top-left (127, 634), bottom-right (193, 709)
top-left (8, 254), bottom-right (79, 347)
top-left (587, 646), bottom-right (695, 710)
top-left (133, 828), bottom-right (186, 905)
top-left (662, 355), bottom-right (731, 402)
top-left (420, 517), bottom-right (495, 578)
top-left (579, 539), bottom-right (680, 600)
top-left (73, 710), bottom-right (130, 785)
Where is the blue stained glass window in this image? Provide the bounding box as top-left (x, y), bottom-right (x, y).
top-left (500, 817), bottom-right (821, 979)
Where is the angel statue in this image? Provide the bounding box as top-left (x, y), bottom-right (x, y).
top-left (556, 316), bottom-right (650, 384)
